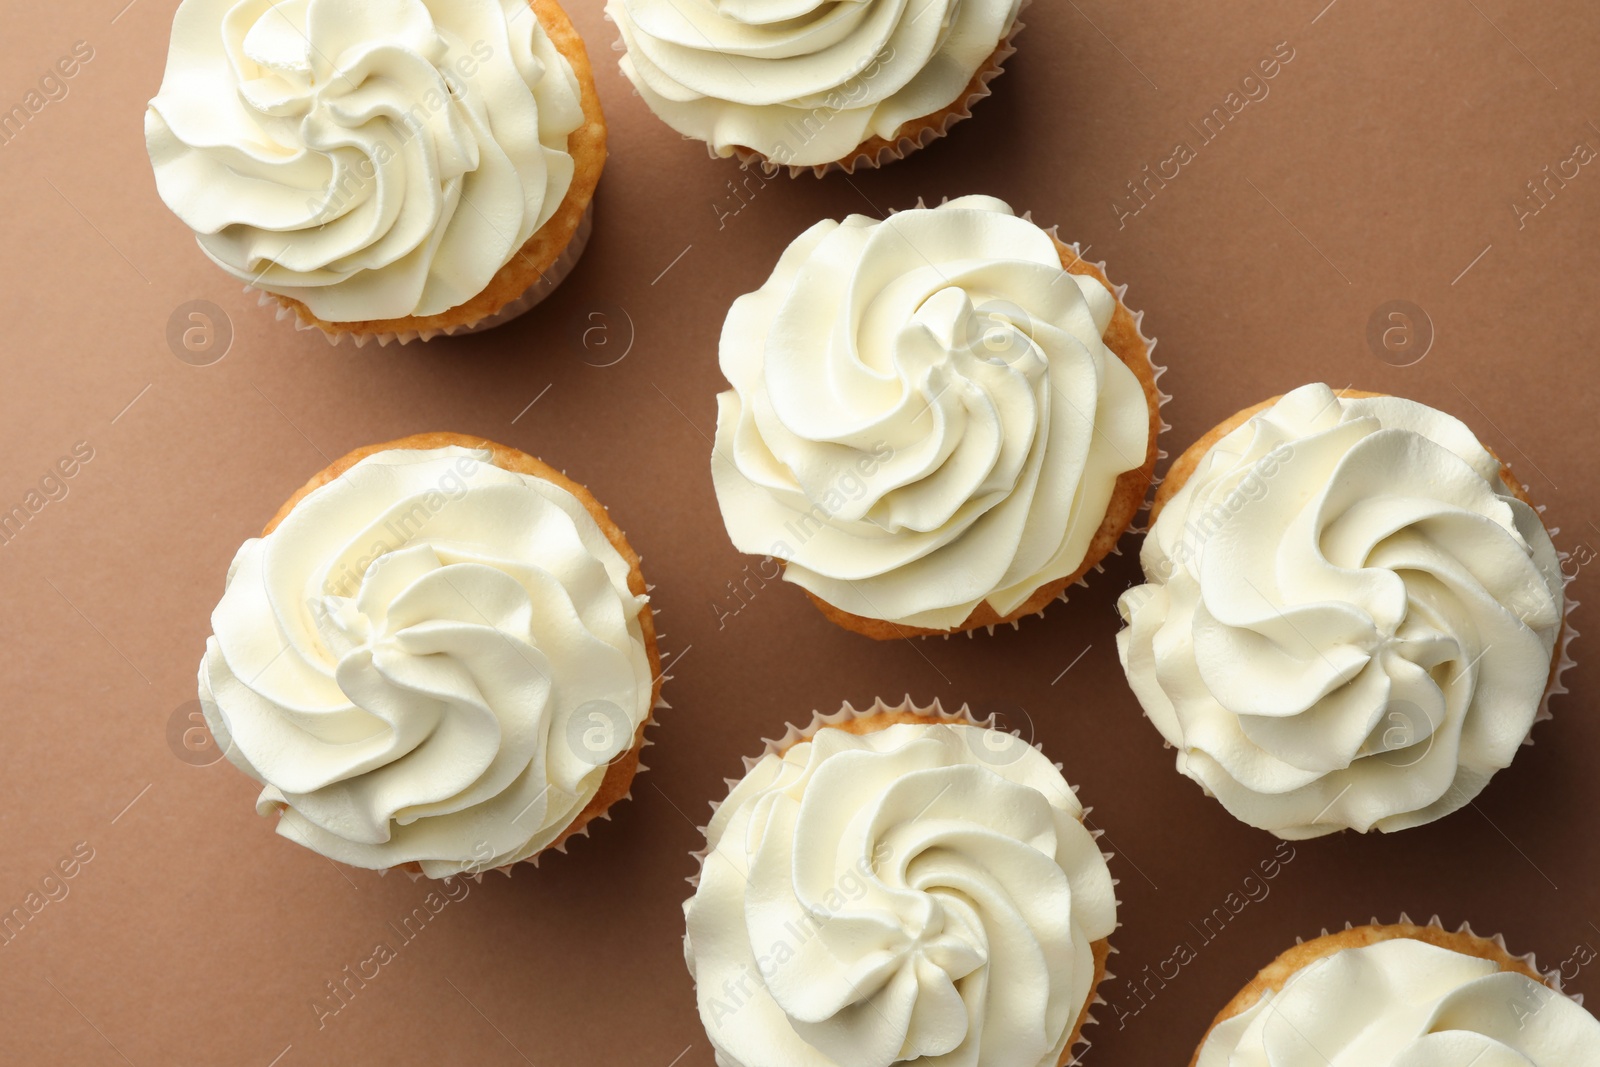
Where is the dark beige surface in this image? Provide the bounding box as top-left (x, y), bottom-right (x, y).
top-left (2, 1), bottom-right (1598, 1064)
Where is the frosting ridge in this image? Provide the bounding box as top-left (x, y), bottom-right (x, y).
top-left (684, 721), bottom-right (1116, 1067)
top-left (1118, 384), bottom-right (1564, 837)
top-left (1197, 938), bottom-right (1600, 1065)
top-left (146, 0), bottom-right (585, 322)
top-left (607, 0), bottom-right (1022, 166)
top-left (712, 195), bottom-right (1150, 631)
top-left (198, 446), bottom-right (654, 877)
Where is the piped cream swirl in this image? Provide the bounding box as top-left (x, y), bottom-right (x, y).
top-left (198, 446), bottom-right (653, 878)
top-left (1118, 384), bottom-right (1564, 838)
top-left (712, 195), bottom-right (1150, 631)
top-left (146, 0), bottom-right (584, 322)
top-left (606, 0), bottom-right (1021, 166)
top-left (684, 722), bottom-right (1116, 1067)
top-left (1197, 939), bottom-right (1600, 1066)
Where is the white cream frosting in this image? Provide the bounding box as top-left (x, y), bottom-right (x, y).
top-left (711, 195), bottom-right (1150, 631)
top-left (146, 0), bottom-right (585, 322)
top-left (684, 722), bottom-right (1116, 1067)
top-left (1118, 384), bottom-right (1564, 838)
top-left (1197, 938), bottom-right (1600, 1066)
top-left (607, 0), bottom-right (1021, 166)
top-left (198, 446), bottom-right (653, 878)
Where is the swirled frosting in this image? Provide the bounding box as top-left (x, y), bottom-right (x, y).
top-left (684, 722), bottom-right (1116, 1067)
top-left (711, 195), bottom-right (1150, 631)
top-left (146, 0), bottom-right (585, 322)
top-left (1118, 384), bottom-right (1564, 838)
top-left (606, 0), bottom-right (1021, 166)
top-left (1197, 938), bottom-right (1600, 1066)
top-left (198, 446), bottom-right (653, 878)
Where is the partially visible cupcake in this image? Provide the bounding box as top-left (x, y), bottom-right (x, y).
top-left (146, 0), bottom-right (606, 345)
top-left (198, 433), bottom-right (660, 878)
top-left (607, 0), bottom-right (1025, 174)
top-left (1193, 920), bottom-right (1600, 1065)
top-left (1119, 385), bottom-right (1568, 838)
top-left (711, 195), bottom-right (1162, 638)
top-left (684, 697), bottom-right (1117, 1067)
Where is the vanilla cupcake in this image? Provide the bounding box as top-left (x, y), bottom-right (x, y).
top-left (607, 0), bottom-right (1024, 174)
top-left (684, 699), bottom-right (1117, 1067)
top-left (198, 434), bottom-right (660, 877)
top-left (1119, 385), bottom-right (1568, 838)
top-left (711, 196), bottom-right (1162, 638)
top-left (1193, 921), bottom-right (1600, 1065)
top-left (146, 0), bottom-right (606, 345)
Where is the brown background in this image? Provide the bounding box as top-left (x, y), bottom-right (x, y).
top-left (2, 0), bottom-right (1598, 1063)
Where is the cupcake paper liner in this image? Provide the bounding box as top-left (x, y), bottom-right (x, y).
top-left (251, 201), bottom-right (595, 349)
top-left (1529, 511), bottom-right (1579, 731)
top-left (686, 695), bottom-right (1122, 1066)
top-left (751, 694), bottom-right (987, 768)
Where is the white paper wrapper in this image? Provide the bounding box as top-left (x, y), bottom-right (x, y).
top-left (754, 694), bottom-right (986, 765)
top-left (731, 2), bottom-right (1029, 179)
top-left (686, 695), bottom-right (1121, 1065)
top-left (251, 201), bottom-right (594, 349)
top-left (1529, 511), bottom-right (1579, 731)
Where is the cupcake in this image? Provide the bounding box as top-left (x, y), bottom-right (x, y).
top-left (1118, 384), bottom-right (1568, 838)
top-left (606, 0), bottom-right (1025, 174)
top-left (684, 698), bottom-right (1117, 1067)
top-left (1192, 920), bottom-right (1600, 1065)
top-left (146, 0), bottom-right (606, 346)
top-left (711, 196), bottom-right (1162, 638)
top-left (197, 433), bottom-right (660, 878)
